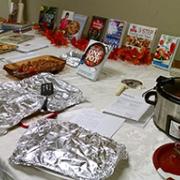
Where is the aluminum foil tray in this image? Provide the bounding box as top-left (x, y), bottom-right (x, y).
top-left (19, 73), bottom-right (85, 112)
top-left (0, 73), bottom-right (84, 134)
top-left (9, 119), bottom-right (128, 180)
top-left (61, 49), bottom-right (83, 67)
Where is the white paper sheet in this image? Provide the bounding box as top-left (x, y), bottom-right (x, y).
top-left (103, 89), bottom-right (152, 122)
top-left (16, 36), bottom-right (50, 53)
top-left (57, 108), bottom-right (125, 138)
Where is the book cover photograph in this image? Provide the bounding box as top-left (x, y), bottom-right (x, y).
top-left (77, 40), bottom-right (111, 81)
top-left (59, 11), bottom-right (87, 39)
top-left (59, 10), bottom-right (74, 34)
top-left (124, 23), bottom-right (157, 50)
top-left (87, 16), bottom-right (107, 41)
top-left (72, 13), bottom-right (88, 39)
top-left (103, 19), bottom-right (127, 48)
top-left (152, 34), bottom-right (180, 70)
top-left (38, 5), bottom-right (58, 30)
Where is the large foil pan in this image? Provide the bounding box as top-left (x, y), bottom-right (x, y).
top-left (19, 73), bottom-right (85, 112)
top-left (0, 73), bottom-right (84, 133)
top-left (9, 120), bottom-right (128, 180)
top-left (0, 81), bottom-right (44, 130)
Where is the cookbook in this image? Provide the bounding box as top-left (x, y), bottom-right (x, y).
top-left (72, 13), bottom-right (88, 39)
top-left (39, 5), bottom-right (58, 30)
top-left (124, 23), bottom-right (157, 50)
top-left (59, 10), bottom-right (74, 33)
top-left (77, 40), bottom-right (111, 81)
top-left (103, 19), bottom-right (127, 48)
top-left (152, 34), bottom-right (180, 70)
top-left (87, 16), bottom-right (107, 41)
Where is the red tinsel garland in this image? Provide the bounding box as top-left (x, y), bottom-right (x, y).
top-left (33, 24), bottom-right (69, 46)
top-left (108, 46), bottom-right (153, 65)
top-left (71, 37), bottom-right (89, 51)
top-left (33, 24), bottom-right (153, 65)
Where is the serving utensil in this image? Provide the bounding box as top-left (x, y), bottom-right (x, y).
top-left (41, 83), bottom-right (54, 112)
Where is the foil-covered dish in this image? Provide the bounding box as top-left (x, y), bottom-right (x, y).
top-left (60, 49), bottom-right (83, 67)
top-left (9, 119), bottom-right (128, 180)
top-left (19, 73), bottom-right (85, 112)
top-left (0, 73), bottom-right (85, 134)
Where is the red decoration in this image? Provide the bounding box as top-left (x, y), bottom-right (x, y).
top-left (50, 30), bottom-right (69, 46)
top-left (33, 24), bottom-right (153, 65)
top-left (153, 143), bottom-right (180, 176)
top-left (32, 23), bottom-right (41, 31)
top-left (108, 46), bottom-right (153, 65)
top-left (33, 24), bottom-right (69, 47)
top-left (71, 37), bottom-right (89, 51)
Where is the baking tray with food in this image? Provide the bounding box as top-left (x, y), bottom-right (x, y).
top-left (0, 43), bottom-right (16, 54)
top-left (3, 55), bottom-right (66, 79)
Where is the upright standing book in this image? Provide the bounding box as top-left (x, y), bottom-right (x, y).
top-left (39, 5), bottom-right (58, 30)
top-left (61, 12), bottom-right (88, 39)
top-left (152, 34), bottom-right (180, 70)
top-left (71, 13), bottom-right (88, 39)
top-left (77, 40), bottom-right (111, 81)
top-left (59, 10), bottom-right (74, 32)
top-left (87, 16), bottom-right (107, 41)
top-left (103, 19), bottom-right (127, 48)
top-left (124, 23), bottom-right (157, 50)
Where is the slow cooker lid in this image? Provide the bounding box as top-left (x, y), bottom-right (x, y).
top-left (157, 77), bottom-right (180, 104)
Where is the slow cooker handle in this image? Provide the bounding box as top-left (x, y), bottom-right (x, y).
top-left (144, 91), bottom-right (157, 106)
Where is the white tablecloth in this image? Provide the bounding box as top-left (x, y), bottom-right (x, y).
top-left (0, 33), bottom-right (175, 180)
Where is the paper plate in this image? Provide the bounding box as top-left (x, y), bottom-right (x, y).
top-left (153, 143), bottom-right (180, 180)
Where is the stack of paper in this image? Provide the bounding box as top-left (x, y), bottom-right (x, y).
top-left (103, 89), bottom-right (153, 124)
top-left (17, 41), bottom-right (49, 53)
top-left (57, 108), bottom-right (125, 138)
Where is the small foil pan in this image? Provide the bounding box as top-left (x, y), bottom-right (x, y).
top-left (9, 120), bottom-right (128, 180)
top-left (121, 79), bottom-right (143, 89)
top-left (60, 49), bottom-right (83, 67)
top-left (0, 43), bottom-right (16, 54)
top-left (0, 73), bottom-right (85, 133)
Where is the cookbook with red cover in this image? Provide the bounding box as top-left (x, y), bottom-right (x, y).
top-left (87, 16), bottom-right (107, 41)
top-left (77, 40), bottom-right (111, 81)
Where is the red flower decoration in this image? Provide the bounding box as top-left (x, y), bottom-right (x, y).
top-left (50, 31), bottom-right (69, 46)
top-left (71, 37), bottom-right (89, 51)
top-left (32, 23), bottom-right (41, 30)
top-left (34, 23), bottom-right (69, 47)
top-left (109, 46), bottom-right (153, 65)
